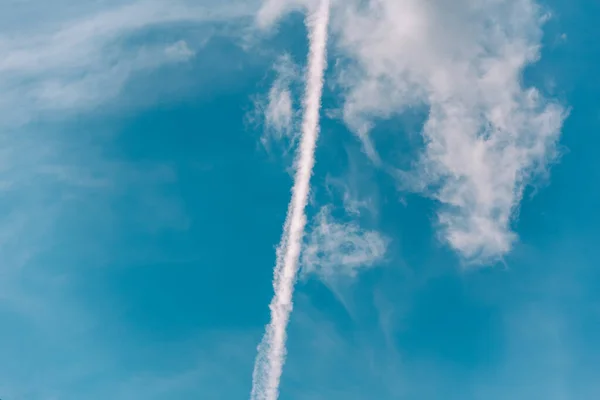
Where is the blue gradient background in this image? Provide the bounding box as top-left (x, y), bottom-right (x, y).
top-left (0, 1), bottom-right (598, 399)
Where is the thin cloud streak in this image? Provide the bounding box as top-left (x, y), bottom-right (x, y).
top-left (250, 1), bottom-right (330, 399)
top-left (0, 0), bottom-right (257, 125)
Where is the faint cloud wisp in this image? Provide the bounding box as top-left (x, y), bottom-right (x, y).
top-left (261, 54), bottom-right (300, 151)
top-left (0, 0), bottom-right (255, 125)
top-left (301, 206), bottom-right (387, 282)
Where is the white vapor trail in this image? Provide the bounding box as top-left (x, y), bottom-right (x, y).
top-left (250, 1), bottom-right (330, 399)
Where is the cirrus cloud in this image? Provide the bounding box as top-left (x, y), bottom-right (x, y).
top-left (0, 0), bottom-right (258, 125)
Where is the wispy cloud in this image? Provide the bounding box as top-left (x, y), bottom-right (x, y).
top-left (251, 1), bottom-right (330, 399)
top-left (0, 0), bottom-right (255, 276)
top-left (0, 2), bottom-right (259, 392)
top-left (259, 0), bottom-right (566, 264)
top-left (255, 0), bottom-right (309, 29)
top-left (324, 147), bottom-right (380, 218)
top-left (0, 0), bottom-right (255, 125)
top-left (0, 6), bottom-right (259, 392)
top-left (301, 206), bottom-right (387, 281)
top-left (331, 0), bottom-right (566, 264)
top-left (259, 54), bottom-right (300, 151)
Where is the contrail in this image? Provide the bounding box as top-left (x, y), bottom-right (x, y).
top-left (250, 1), bottom-right (330, 399)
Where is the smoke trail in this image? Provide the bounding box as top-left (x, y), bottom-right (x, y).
top-left (250, 1), bottom-right (330, 399)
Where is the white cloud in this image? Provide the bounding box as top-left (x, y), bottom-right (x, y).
top-left (164, 40), bottom-right (196, 61)
top-left (301, 206), bottom-right (387, 281)
top-left (266, 86), bottom-right (293, 138)
top-left (0, 0), bottom-right (259, 328)
top-left (258, 0), bottom-right (566, 264)
top-left (0, 0), bottom-right (255, 285)
top-left (260, 54), bottom-right (300, 149)
top-left (0, 0), bottom-right (257, 125)
top-left (255, 0), bottom-right (311, 29)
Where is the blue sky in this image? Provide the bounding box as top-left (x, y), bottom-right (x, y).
top-left (0, 0), bottom-right (599, 399)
